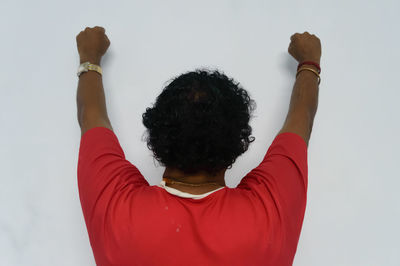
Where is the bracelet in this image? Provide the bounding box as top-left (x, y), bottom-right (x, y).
top-left (297, 61), bottom-right (321, 74)
top-left (296, 67), bottom-right (321, 85)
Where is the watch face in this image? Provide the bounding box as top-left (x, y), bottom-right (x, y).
top-left (77, 62), bottom-right (90, 77)
top-left (79, 62), bottom-right (89, 70)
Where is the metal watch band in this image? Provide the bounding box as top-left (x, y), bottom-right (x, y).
top-left (87, 64), bottom-right (102, 75)
top-left (77, 62), bottom-right (103, 77)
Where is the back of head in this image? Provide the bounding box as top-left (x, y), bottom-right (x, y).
top-left (142, 68), bottom-right (256, 177)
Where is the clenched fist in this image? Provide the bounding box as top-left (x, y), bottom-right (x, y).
top-left (76, 26), bottom-right (110, 65)
top-left (288, 31), bottom-right (321, 64)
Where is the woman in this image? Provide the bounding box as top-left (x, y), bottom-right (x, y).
top-left (76, 27), bottom-right (321, 265)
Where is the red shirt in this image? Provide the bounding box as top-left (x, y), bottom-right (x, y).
top-left (77, 127), bottom-right (308, 266)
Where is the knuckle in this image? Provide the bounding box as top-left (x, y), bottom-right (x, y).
top-left (95, 26), bottom-right (105, 32)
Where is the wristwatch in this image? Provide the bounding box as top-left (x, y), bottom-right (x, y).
top-left (77, 62), bottom-right (102, 77)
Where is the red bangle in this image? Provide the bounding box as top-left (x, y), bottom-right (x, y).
top-left (297, 61), bottom-right (321, 74)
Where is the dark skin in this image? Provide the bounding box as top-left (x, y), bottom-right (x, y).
top-left (76, 27), bottom-right (320, 195)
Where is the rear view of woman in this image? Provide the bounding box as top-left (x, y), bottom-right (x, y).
top-left (76, 27), bottom-right (321, 265)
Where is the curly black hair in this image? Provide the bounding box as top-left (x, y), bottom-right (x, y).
top-left (142, 68), bottom-right (256, 177)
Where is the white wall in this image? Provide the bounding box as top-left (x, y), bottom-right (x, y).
top-left (1, 0), bottom-right (399, 265)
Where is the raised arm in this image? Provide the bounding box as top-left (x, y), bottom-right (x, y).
top-left (76, 26), bottom-right (113, 137)
top-left (278, 32), bottom-right (322, 147)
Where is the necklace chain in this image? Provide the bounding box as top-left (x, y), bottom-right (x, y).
top-left (163, 177), bottom-right (222, 187)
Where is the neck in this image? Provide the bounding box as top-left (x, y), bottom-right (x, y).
top-left (162, 167), bottom-right (226, 187)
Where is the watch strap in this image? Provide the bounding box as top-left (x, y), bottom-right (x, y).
top-left (87, 63), bottom-right (102, 75)
top-left (77, 62), bottom-right (102, 77)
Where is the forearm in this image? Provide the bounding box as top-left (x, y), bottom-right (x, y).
top-left (278, 64), bottom-right (320, 145)
top-left (287, 65), bottom-right (319, 125)
top-left (76, 58), bottom-right (110, 124)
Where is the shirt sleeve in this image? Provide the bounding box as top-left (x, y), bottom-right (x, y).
top-left (237, 132), bottom-right (308, 256)
top-left (77, 127), bottom-right (149, 240)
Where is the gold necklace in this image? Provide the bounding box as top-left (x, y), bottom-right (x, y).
top-left (163, 177), bottom-right (222, 187)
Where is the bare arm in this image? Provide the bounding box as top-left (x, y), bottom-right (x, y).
top-left (76, 26), bottom-right (113, 137)
top-left (76, 65), bottom-right (113, 137)
top-left (278, 64), bottom-right (319, 147)
top-left (278, 32), bottom-right (321, 147)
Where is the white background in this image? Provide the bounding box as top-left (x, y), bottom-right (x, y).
top-left (1, 0), bottom-right (399, 265)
